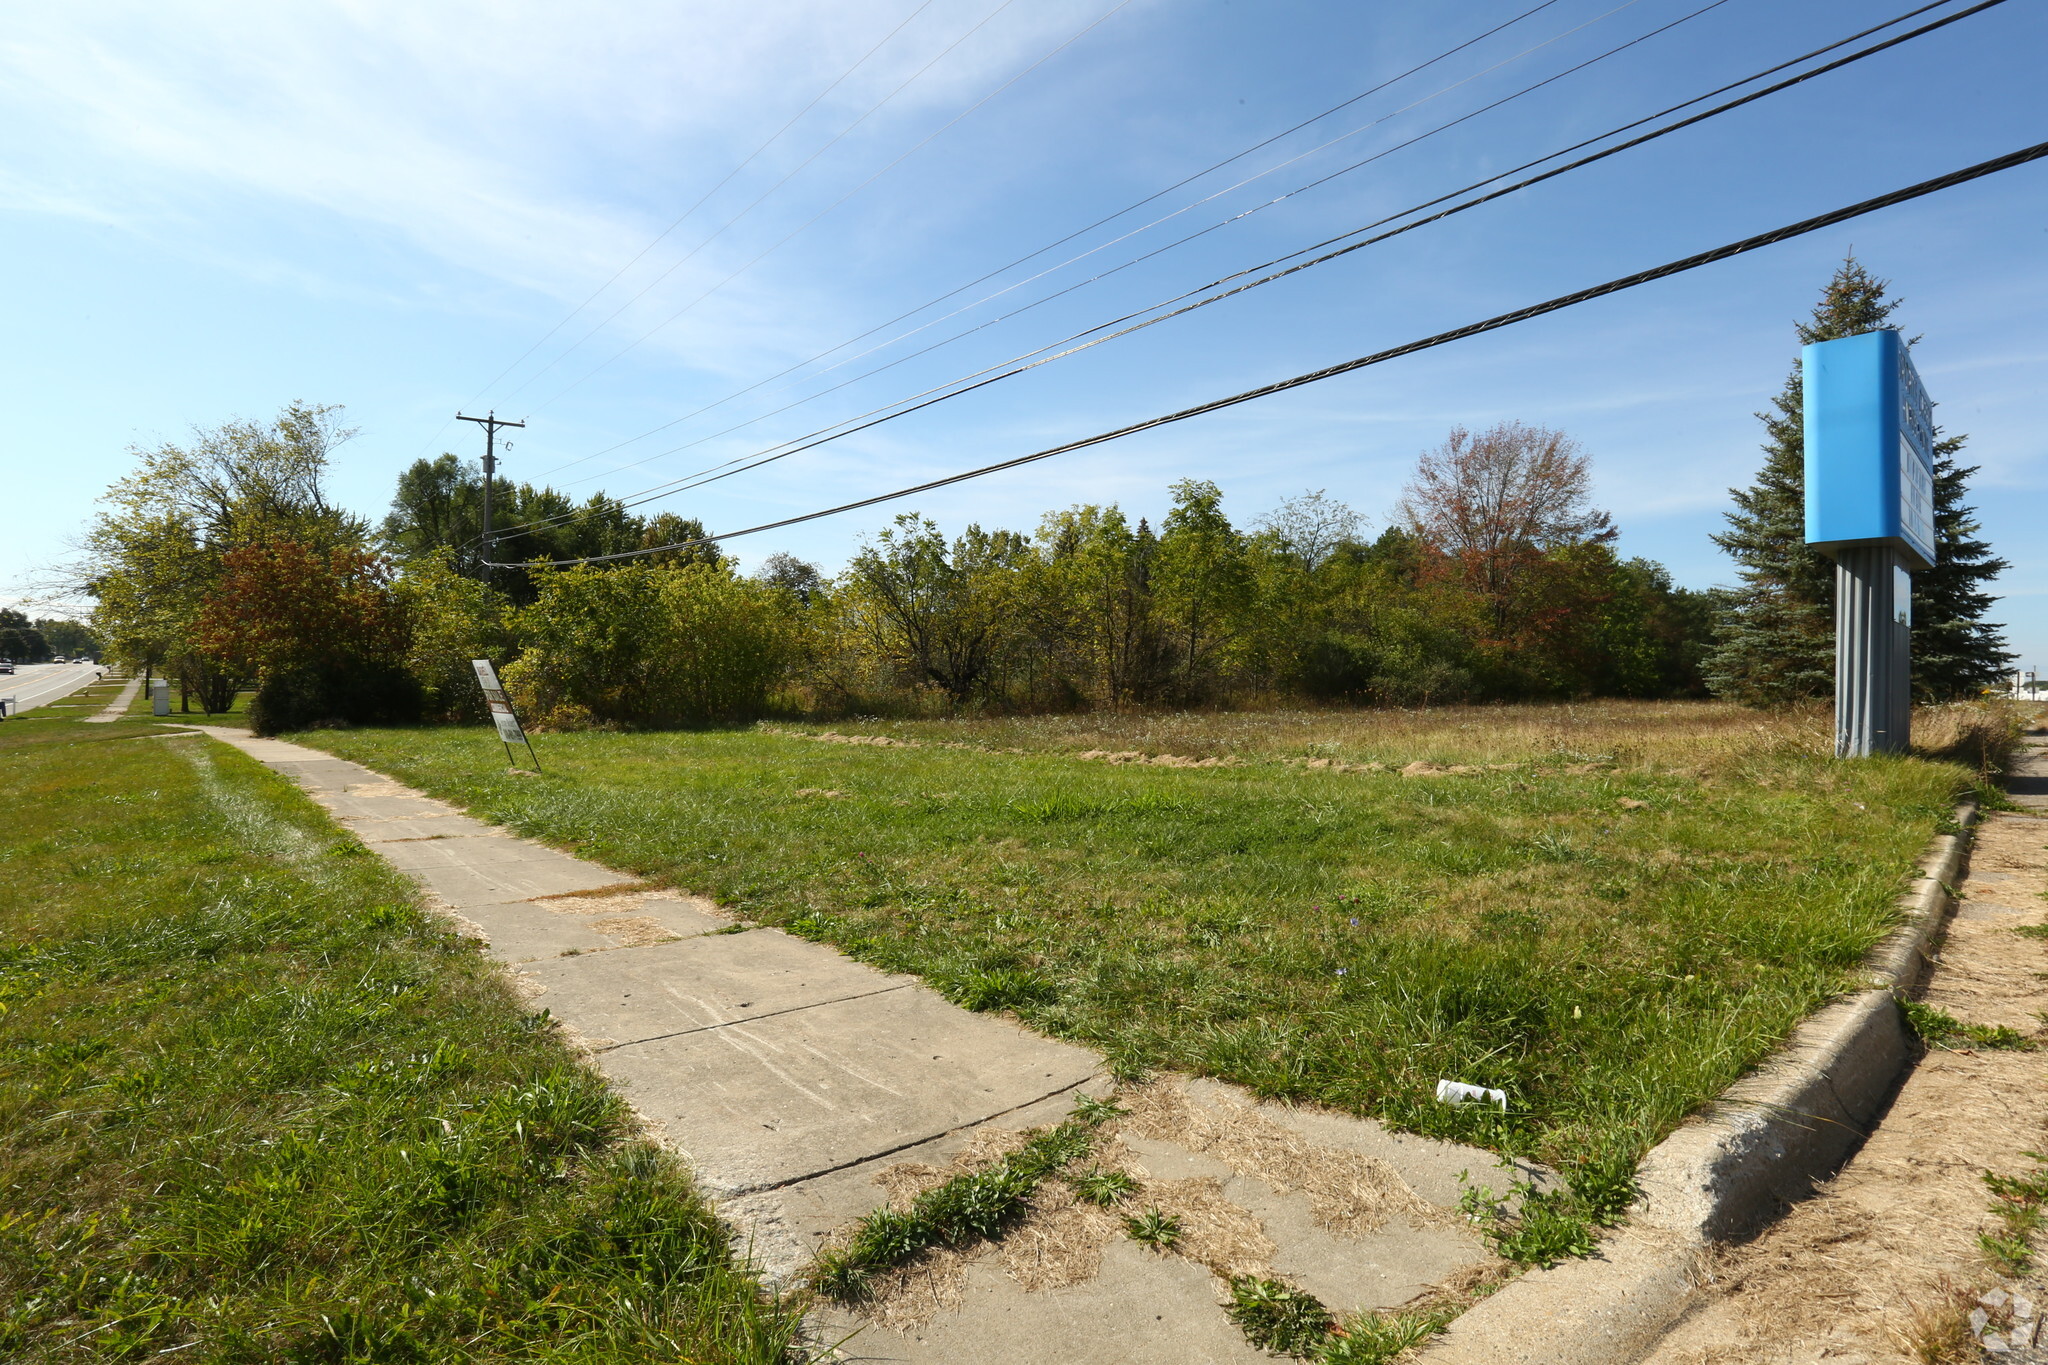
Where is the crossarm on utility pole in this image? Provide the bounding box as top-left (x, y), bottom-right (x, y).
top-left (455, 411), bottom-right (526, 584)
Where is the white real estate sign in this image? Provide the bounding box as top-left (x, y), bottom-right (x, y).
top-left (471, 659), bottom-right (528, 745)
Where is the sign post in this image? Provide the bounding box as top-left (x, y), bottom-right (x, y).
top-left (471, 659), bottom-right (541, 773)
top-left (1803, 328), bottom-right (1935, 757)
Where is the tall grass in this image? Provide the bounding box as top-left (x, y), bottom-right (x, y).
top-left (0, 719), bottom-right (797, 1363)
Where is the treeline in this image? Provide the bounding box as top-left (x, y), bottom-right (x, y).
top-left (382, 454), bottom-right (722, 602)
top-left (81, 403), bottom-right (1724, 733)
top-left (380, 421), bottom-right (1715, 729)
top-left (0, 611), bottom-right (97, 662)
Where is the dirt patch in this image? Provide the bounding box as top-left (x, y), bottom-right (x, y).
top-left (807, 731), bottom-right (921, 748)
top-left (531, 888), bottom-right (708, 926)
top-left (522, 881), bottom-right (650, 904)
top-left (588, 915), bottom-right (679, 948)
top-left (343, 780), bottom-right (415, 798)
top-left (1075, 750), bottom-right (1243, 768)
top-left (1640, 808), bottom-right (2048, 1365)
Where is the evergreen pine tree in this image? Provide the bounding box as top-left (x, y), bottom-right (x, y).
top-left (1701, 258), bottom-right (2009, 704)
top-left (1911, 434), bottom-right (2011, 696)
top-left (1704, 259), bottom-right (1896, 704)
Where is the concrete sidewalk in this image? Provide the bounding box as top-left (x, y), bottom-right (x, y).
top-left (2010, 726), bottom-right (2048, 811)
top-left (84, 675), bottom-right (141, 722)
top-left (197, 728), bottom-right (1505, 1364)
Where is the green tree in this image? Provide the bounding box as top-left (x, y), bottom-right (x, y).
top-left (0, 609), bottom-right (50, 662)
top-left (382, 454), bottom-right (485, 575)
top-left (635, 512), bottom-right (726, 569)
top-left (842, 514), bottom-right (1025, 704)
top-left (84, 403), bottom-right (361, 687)
top-left (1706, 259), bottom-right (1946, 704)
top-left (392, 550), bottom-right (514, 722)
top-left (34, 619), bottom-right (99, 659)
top-left (1154, 479), bottom-right (1253, 700)
top-left (1026, 505), bottom-right (1164, 711)
top-left (381, 458), bottom-right (723, 602)
top-left (505, 563), bottom-right (795, 728)
top-left (1911, 438), bottom-right (2011, 697)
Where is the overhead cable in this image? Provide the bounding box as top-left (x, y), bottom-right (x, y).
top-left (485, 0), bottom-right (1999, 540)
top-left (486, 136), bottom-right (2048, 568)
top-left (525, 0), bottom-right (1630, 476)
top-left (521, 0), bottom-right (1962, 508)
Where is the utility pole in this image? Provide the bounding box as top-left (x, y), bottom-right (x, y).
top-left (455, 411), bottom-right (525, 584)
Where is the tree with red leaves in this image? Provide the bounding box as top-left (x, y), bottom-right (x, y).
top-left (197, 540), bottom-right (419, 733)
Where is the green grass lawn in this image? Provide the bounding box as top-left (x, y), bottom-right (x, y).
top-left (123, 682), bottom-right (257, 726)
top-left (292, 700), bottom-right (1981, 1205)
top-left (0, 714), bottom-right (796, 1363)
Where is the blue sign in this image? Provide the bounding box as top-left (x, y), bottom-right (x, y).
top-left (1803, 328), bottom-right (1935, 571)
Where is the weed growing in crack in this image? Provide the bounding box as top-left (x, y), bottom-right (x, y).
top-left (1123, 1208), bottom-right (1181, 1251)
top-left (1068, 1168), bottom-right (1138, 1207)
top-left (810, 1099), bottom-right (1115, 1303)
top-left (1318, 1305), bottom-right (1462, 1364)
top-left (1225, 1276), bottom-right (1334, 1356)
top-left (1071, 1092), bottom-right (1126, 1124)
top-left (1980, 1151), bottom-right (2048, 1275)
top-left (1457, 1165), bottom-right (1598, 1269)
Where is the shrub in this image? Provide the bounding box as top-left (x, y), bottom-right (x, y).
top-left (507, 563), bottom-right (797, 728)
top-left (393, 550), bottom-right (513, 722)
top-left (247, 661), bottom-right (424, 733)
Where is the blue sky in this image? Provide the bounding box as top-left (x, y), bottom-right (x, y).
top-left (4, 0), bottom-right (2044, 672)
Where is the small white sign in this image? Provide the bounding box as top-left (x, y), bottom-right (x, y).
top-left (471, 658), bottom-right (535, 762)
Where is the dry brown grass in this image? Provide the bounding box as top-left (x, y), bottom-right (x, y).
top-left (772, 699), bottom-right (1828, 770)
top-left (1885, 1277), bottom-right (1979, 1364)
top-left (778, 697), bottom-right (2028, 782)
top-left (1119, 1081), bottom-right (1450, 1237)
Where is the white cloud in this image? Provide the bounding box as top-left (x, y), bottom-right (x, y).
top-left (0, 1), bottom-right (1124, 371)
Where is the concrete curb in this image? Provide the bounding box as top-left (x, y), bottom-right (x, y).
top-left (1419, 799), bottom-right (1977, 1365)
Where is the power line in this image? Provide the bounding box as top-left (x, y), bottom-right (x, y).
top-left (523, 0), bottom-right (1627, 476)
top-left (519, 0), bottom-right (1575, 481)
top-left (486, 0), bottom-right (1995, 540)
top-left (487, 137), bottom-right (2048, 569)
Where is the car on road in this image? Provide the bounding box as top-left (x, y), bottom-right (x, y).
top-left (0, 660), bottom-right (14, 674)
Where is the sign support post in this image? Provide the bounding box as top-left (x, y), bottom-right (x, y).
top-left (1831, 545), bottom-right (1912, 756)
top-left (1803, 328), bottom-right (1935, 758)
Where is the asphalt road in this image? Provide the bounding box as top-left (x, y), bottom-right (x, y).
top-left (1, 661), bottom-right (108, 716)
